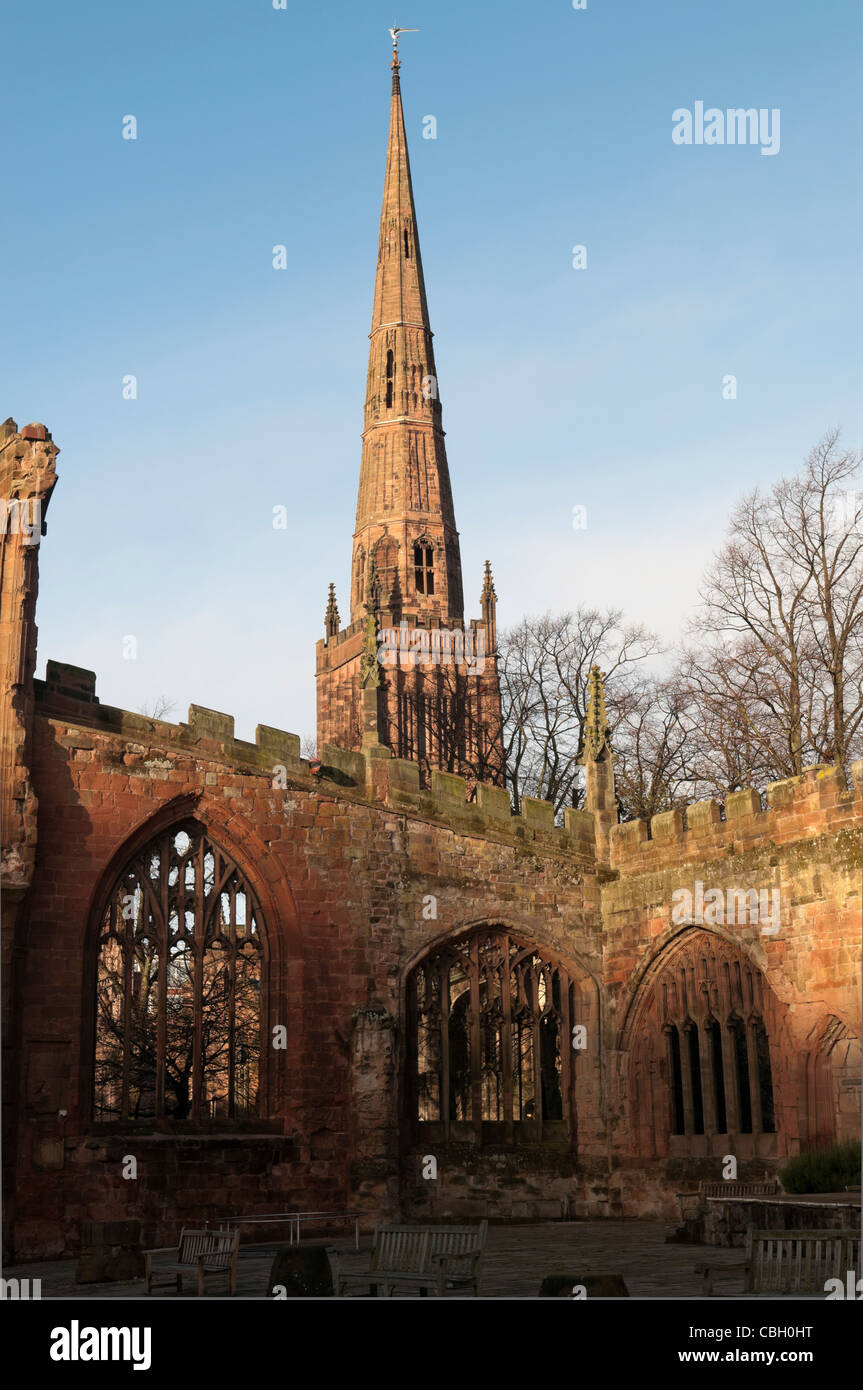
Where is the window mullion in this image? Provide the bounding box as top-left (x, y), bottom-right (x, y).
top-left (155, 839), bottom-right (168, 1120)
top-left (191, 836), bottom-right (205, 1125)
top-left (121, 884), bottom-right (134, 1120)
top-left (228, 913), bottom-right (237, 1120)
top-left (470, 937), bottom-right (482, 1138)
top-left (501, 938), bottom-right (514, 1141)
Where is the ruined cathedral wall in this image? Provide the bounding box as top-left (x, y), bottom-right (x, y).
top-left (10, 672), bottom-right (600, 1257)
top-left (601, 764), bottom-right (862, 1218)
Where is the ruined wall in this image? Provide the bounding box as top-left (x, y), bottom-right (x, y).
top-left (0, 420), bottom-right (59, 1257)
top-left (7, 665), bottom-right (600, 1256)
top-left (601, 767), bottom-right (863, 1218)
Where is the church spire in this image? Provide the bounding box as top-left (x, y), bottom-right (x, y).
top-left (315, 42), bottom-right (504, 788)
top-left (351, 47), bottom-right (460, 625)
top-left (371, 39), bottom-right (431, 337)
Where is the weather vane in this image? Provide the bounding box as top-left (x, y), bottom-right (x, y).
top-left (389, 22), bottom-right (418, 68)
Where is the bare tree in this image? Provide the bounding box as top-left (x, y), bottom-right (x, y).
top-left (137, 694), bottom-right (177, 721)
top-left (498, 609), bottom-right (662, 816)
top-left (687, 429), bottom-right (863, 779)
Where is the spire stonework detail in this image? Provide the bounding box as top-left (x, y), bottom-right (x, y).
top-left (315, 52), bottom-right (503, 787)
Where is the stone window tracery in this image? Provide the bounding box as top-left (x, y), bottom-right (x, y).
top-left (407, 929), bottom-right (578, 1143)
top-left (631, 932), bottom-right (777, 1154)
top-left (413, 541), bottom-right (434, 595)
top-left (93, 821), bottom-right (264, 1124)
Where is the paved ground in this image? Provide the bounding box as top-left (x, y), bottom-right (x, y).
top-left (2, 1221), bottom-right (825, 1300)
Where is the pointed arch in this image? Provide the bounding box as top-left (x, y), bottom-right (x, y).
top-left (82, 797), bottom-right (296, 1128)
top-left (619, 927), bottom-right (780, 1156)
top-left (403, 921), bottom-right (599, 1148)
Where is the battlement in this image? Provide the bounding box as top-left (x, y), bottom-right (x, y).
top-left (33, 662), bottom-right (594, 858)
top-left (609, 763), bottom-right (863, 870)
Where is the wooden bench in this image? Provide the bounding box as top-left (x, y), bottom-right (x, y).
top-left (677, 1179), bottom-right (779, 1220)
top-left (144, 1227), bottom-right (240, 1296)
top-left (328, 1221), bottom-right (487, 1297)
top-left (696, 1226), bottom-right (860, 1295)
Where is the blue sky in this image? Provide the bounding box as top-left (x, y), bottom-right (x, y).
top-left (3, 0), bottom-right (861, 743)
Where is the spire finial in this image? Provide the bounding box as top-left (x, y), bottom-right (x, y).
top-left (583, 664), bottom-right (612, 763)
top-left (324, 582), bottom-right (340, 640)
top-left (389, 22), bottom-right (418, 70)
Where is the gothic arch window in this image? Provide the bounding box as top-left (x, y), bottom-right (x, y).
top-left (373, 537), bottom-right (399, 608)
top-left (406, 928), bottom-right (578, 1143)
top-left (93, 821), bottom-right (265, 1124)
top-left (413, 540), bottom-right (434, 595)
top-left (629, 931), bottom-right (777, 1155)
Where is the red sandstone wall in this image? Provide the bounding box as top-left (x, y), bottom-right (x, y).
top-left (5, 660), bottom-right (861, 1254)
top-left (602, 765), bottom-right (863, 1218)
top-left (8, 687), bottom-right (598, 1256)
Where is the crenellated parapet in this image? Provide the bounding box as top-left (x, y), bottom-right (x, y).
top-left (609, 764), bottom-right (863, 871)
top-left (34, 660), bottom-right (595, 861)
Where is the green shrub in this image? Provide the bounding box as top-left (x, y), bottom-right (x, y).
top-left (779, 1140), bottom-right (862, 1194)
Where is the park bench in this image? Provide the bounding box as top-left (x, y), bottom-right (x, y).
top-left (329, 1221), bottom-right (487, 1297)
top-left (696, 1226), bottom-right (860, 1295)
top-left (677, 1179), bottom-right (779, 1221)
top-left (144, 1227), bottom-right (240, 1296)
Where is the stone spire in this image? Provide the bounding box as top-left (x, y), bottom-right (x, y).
top-left (315, 47), bottom-right (504, 787)
top-left (324, 583), bottom-right (340, 640)
top-left (350, 48), bottom-right (462, 626)
top-left (581, 664), bottom-right (616, 860)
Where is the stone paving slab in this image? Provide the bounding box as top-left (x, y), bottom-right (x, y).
top-left (2, 1222), bottom-right (824, 1300)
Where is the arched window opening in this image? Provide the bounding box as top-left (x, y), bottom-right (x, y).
top-left (93, 822), bottom-right (264, 1124)
top-left (667, 1026), bottom-right (685, 1134)
top-left (635, 932), bottom-right (779, 1153)
top-left (709, 1019), bottom-right (727, 1133)
top-left (385, 348), bottom-right (394, 408)
top-left (374, 538), bottom-right (399, 609)
top-left (755, 1020), bottom-right (776, 1133)
top-left (407, 929), bottom-right (577, 1143)
top-left (404, 226), bottom-right (410, 259)
top-left (414, 542), bottom-right (434, 595)
top-left (732, 1017), bottom-right (753, 1133)
top-left (687, 1023), bottom-right (705, 1134)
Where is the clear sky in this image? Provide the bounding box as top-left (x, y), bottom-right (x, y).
top-left (3, 0), bottom-right (861, 743)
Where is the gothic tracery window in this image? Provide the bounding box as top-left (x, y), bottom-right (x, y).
top-left (413, 541), bottom-right (434, 595)
top-left (93, 822), bottom-right (264, 1124)
top-left (407, 929), bottom-right (577, 1142)
top-left (631, 932), bottom-right (776, 1155)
